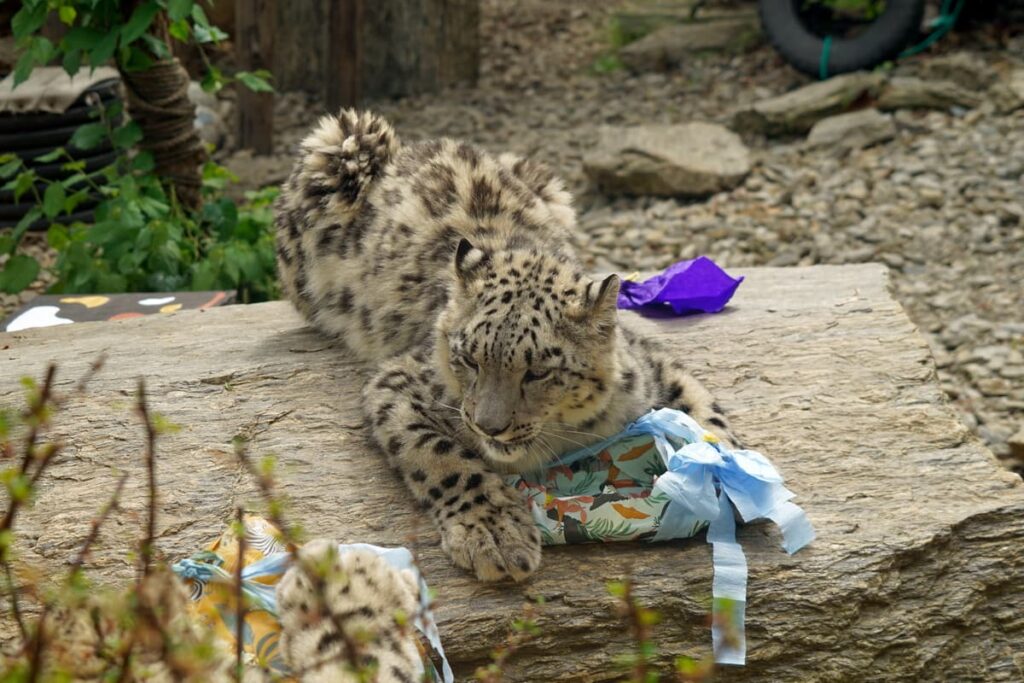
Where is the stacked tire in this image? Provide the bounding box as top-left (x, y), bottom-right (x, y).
top-left (0, 78), bottom-right (122, 230)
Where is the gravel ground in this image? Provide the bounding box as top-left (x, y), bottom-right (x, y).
top-left (8, 0), bottom-right (1024, 471)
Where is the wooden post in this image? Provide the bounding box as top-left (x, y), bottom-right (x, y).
top-left (235, 0), bottom-right (275, 155)
top-left (275, 0), bottom-right (478, 104)
top-left (325, 0), bottom-right (363, 111)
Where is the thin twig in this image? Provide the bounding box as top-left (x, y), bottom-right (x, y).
top-left (63, 353), bottom-right (107, 405)
top-left (234, 506), bottom-right (246, 682)
top-left (68, 473), bottom-right (129, 580)
top-left (19, 364), bottom-right (56, 477)
top-left (135, 379), bottom-right (158, 579)
top-left (233, 439), bottom-right (297, 554)
top-left (3, 560), bottom-right (26, 642)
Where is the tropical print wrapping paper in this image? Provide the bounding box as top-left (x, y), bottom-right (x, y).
top-left (510, 434), bottom-right (709, 545)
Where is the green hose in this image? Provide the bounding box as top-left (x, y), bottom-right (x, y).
top-left (817, 0), bottom-right (966, 80)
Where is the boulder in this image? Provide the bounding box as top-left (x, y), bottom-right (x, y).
top-left (805, 108), bottom-right (896, 151)
top-left (732, 71), bottom-right (886, 136)
top-left (877, 77), bottom-right (982, 111)
top-left (1, 264), bottom-right (1023, 680)
top-left (583, 122), bottom-right (750, 197)
top-left (619, 18), bottom-right (761, 72)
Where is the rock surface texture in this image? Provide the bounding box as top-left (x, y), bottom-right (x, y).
top-left (584, 122), bottom-right (750, 196)
top-left (2, 265), bottom-right (1022, 680)
top-left (804, 108), bottom-right (895, 151)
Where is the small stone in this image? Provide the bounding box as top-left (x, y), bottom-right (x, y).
top-left (583, 122), bottom-right (750, 197)
top-left (877, 77), bottom-right (982, 111)
top-left (805, 108), bottom-right (896, 151)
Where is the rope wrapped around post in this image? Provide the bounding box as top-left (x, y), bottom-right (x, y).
top-left (119, 58), bottom-right (207, 211)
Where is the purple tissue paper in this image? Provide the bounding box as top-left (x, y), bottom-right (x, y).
top-left (617, 256), bottom-right (743, 315)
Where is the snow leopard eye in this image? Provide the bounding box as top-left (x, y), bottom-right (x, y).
top-left (523, 368), bottom-right (551, 383)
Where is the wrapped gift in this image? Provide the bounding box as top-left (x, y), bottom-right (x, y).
top-left (508, 408), bottom-right (815, 665)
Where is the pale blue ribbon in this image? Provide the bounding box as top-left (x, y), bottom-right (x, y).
top-left (173, 543), bottom-right (454, 682)
top-left (546, 407), bottom-right (815, 665)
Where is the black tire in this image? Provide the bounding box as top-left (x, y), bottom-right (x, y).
top-left (759, 0), bottom-right (926, 78)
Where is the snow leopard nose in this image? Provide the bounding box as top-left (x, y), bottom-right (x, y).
top-left (476, 418), bottom-right (512, 437)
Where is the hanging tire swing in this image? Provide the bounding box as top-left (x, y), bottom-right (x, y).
top-left (758, 0), bottom-right (965, 80)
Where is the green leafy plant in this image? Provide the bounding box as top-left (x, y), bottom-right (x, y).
top-left (0, 139), bottom-right (279, 301)
top-left (3, 0), bottom-right (280, 301)
top-left (11, 0), bottom-right (270, 94)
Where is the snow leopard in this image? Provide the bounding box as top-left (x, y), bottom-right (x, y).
top-left (274, 109), bottom-right (739, 583)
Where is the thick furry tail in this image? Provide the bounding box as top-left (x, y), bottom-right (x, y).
top-left (293, 108), bottom-right (399, 213)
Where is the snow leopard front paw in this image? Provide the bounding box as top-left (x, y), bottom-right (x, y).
top-left (439, 480), bottom-right (541, 582)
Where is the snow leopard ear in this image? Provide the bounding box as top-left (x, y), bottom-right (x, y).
top-left (582, 274), bottom-right (620, 334)
top-left (454, 238), bottom-right (489, 282)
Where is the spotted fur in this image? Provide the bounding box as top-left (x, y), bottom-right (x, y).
top-left (276, 541), bottom-right (422, 683)
top-left (276, 110), bottom-right (739, 582)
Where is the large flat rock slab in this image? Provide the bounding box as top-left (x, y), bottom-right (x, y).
top-left (1, 264), bottom-right (1022, 680)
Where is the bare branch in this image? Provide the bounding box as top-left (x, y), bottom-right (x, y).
top-left (233, 439), bottom-right (298, 554)
top-left (135, 378), bottom-right (158, 579)
top-left (68, 472), bottom-right (129, 580)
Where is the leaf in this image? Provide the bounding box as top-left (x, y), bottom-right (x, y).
top-left (112, 122), bottom-right (143, 150)
top-left (140, 33), bottom-right (171, 59)
top-left (33, 148), bottom-right (64, 164)
top-left (64, 26), bottom-right (103, 51)
top-left (191, 3), bottom-right (212, 26)
top-left (611, 503), bottom-right (651, 520)
top-left (193, 23), bottom-right (228, 44)
top-left (11, 2), bottom-right (48, 39)
top-left (168, 19), bottom-right (191, 42)
top-left (120, 45), bottom-right (154, 73)
top-left (12, 37), bottom-right (54, 86)
top-left (43, 183), bottom-right (66, 218)
top-left (0, 236), bottom-right (13, 255)
top-left (201, 65), bottom-right (225, 93)
top-left (618, 442), bottom-right (653, 461)
top-left (13, 208), bottom-right (42, 236)
top-left (236, 70), bottom-right (274, 93)
top-left (0, 158), bottom-right (22, 179)
top-left (131, 151), bottom-right (155, 173)
top-left (63, 189), bottom-right (90, 214)
top-left (168, 0), bottom-right (194, 22)
top-left (70, 123), bottom-right (107, 151)
top-left (62, 48), bottom-right (82, 76)
top-left (47, 224), bottom-right (70, 251)
top-left (13, 171), bottom-right (37, 202)
top-left (58, 5), bottom-right (76, 25)
top-left (0, 255), bottom-right (41, 294)
top-left (120, 1), bottom-right (160, 46)
top-left (89, 29), bottom-right (119, 67)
